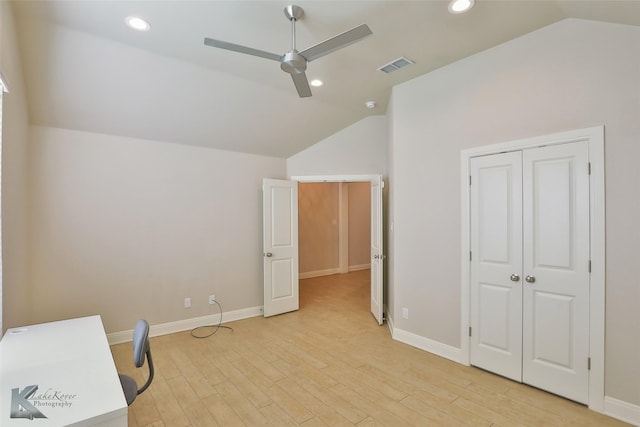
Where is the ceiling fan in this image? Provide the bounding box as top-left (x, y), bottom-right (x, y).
top-left (204, 5), bottom-right (372, 98)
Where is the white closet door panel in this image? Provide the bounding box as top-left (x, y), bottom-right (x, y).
top-left (522, 141), bottom-right (590, 404)
top-left (470, 152), bottom-right (523, 381)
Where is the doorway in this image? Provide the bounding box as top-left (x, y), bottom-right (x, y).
top-left (292, 174), bottom-right (384, 324)
top-left (262, 176), bottom-right (384, 323)
top-left (297, 182), bottom-right (371, 316)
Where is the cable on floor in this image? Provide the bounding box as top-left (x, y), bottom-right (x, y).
top-left (190, 299), bottom-right (234, 338)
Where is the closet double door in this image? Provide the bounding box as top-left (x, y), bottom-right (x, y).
top-left (469, 141), bottom-right (590, 404)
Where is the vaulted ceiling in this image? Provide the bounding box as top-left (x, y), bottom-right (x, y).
top-left (12, 1), bottom-right (640, 157)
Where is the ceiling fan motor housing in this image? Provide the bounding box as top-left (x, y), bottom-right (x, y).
top-left (280, 51), bottom-right (307, 74)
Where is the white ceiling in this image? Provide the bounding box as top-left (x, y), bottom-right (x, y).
top-left (11, 1), bottom-right (640, 158)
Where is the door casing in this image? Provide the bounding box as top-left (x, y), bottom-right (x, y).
top-left (460, 126), bottom-right (605, 412)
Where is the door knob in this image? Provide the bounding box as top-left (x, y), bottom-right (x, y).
top-left (510, 274), bottom-right (520, 282)
top-left (373, 254), bottom-right (379, 259)
top-left (264, 252), bottom-right (273, 257)
top-left (525, 275), bottom-right (536, 283)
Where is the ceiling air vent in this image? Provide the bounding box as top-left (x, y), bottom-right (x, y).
top-left (378, 57), bottom-right (415, 74)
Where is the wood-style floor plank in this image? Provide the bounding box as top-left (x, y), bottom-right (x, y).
top-left (112, 270), bottom-right (631, 426)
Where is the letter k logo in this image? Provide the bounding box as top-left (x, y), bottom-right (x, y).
top-left (10, 385), bottom-right (47, 419)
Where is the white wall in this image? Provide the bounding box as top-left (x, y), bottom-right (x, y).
top-left (287, 115), bottom-right (388, 177)
top-left (389, 19), bottom-right (639, 407)
top-left (1, 1), bottom-right (30, 332)
top-left (28, 126), bottom-right (285, 333)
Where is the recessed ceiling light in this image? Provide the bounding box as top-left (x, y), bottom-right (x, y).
top-left (365, 101), bottom-right (376, 109)
top-left (449, 0), bottom-right (475, 14)
top-left (310, 79), bottom-right (324, 87)
top-left (125, 16), bottom-right (151, 31)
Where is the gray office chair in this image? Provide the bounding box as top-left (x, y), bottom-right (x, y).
top-left (119, 319), bottom-right (154, 406)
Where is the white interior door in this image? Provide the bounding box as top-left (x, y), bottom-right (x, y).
top-left (370, 176), bottom-right (384, 325)
top-left (263, 179), bottom-right (299, 317)
top-left (522, 142), bottom-right (590, 404)
top-left (469, 142), bottom-right (590, 404)
top-left (470, 152), bottom-right (523, 381)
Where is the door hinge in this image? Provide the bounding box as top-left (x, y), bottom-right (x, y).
top-left (469, 176), bottom-right (472, 186)
top-left (469, 326), bottom-right (472, 337)
top-left (588, 357), bottom-right (591, 370)
top-left (470, 251), bottom-right (472, 261)
top-left (588, 260), bottom-right (592, 273)
top-left (588, 162), bottom-right (591, 175)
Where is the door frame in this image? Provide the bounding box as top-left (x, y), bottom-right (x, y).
top-left (460, 126), bottom-right (605, 412)
top-left (291, 174), bottom-right (385, 323)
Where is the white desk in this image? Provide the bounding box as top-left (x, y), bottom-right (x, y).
top-left (0, 315), bottom-right (128, 426)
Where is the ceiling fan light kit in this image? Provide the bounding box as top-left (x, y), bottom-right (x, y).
top-left (204, 4), bottom-right (372, 98)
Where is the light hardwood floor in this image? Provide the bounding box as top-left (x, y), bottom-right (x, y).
top-left (111, 270), bottom-right (630, 426)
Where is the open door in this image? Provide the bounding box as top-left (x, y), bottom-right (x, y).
top-left (271, 174), bottom-right (384, 324)
top-left (263, 179), bottom-right (299, 317)
top-left (370, 176), bottom-right (384, 325)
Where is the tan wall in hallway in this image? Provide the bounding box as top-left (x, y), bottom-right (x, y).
top-left (348, 182), bottom-right (370, 268)
top-left (299, 182), bottom-right (371, 276)
top-left (298, 183), bottom-right (340, 274)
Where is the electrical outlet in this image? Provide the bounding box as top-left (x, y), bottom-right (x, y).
top-left (402, 307), bottom-right (409, 319)
top-left (184, 297), bottom-right (191, 309)
top-left (208, 295), bottom-right (216, 305)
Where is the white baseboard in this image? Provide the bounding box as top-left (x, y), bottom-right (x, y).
top-left (391, 325), bottom-right (463, 364)
top-left (107, 305), bottom-right (263, 345)
top-left (299, 268), bottom-right (341, 279)
top-left (349, 264), bottom-right (371, 272)
top-left (386, 312), bottom-right (394, 335)
top-left (299, 265), bottom-right (370, 279)
top-left (604, 396), bottom-right (640, 426)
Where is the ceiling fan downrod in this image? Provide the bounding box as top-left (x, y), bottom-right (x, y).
top-left (284, 5), bottom-right (304, 50)
top-left (281, 5), bottom-right (307, 74)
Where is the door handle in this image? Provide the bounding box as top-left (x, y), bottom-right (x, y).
top-left (264, 252), bottom-right (273, 257)
top-left (373, 254), bottom-right (379, 259)
top-left (525, 275), bottom-right (536, 283)
top-left (510, 274), bottom-right (520, 282)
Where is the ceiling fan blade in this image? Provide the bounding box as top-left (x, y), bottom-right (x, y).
top-left (204, 38), bottom-right (282, 62)
top-left (290, 72), bottom-right (312, 98)
top-left (299, 24), bottom-right (372, 62)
